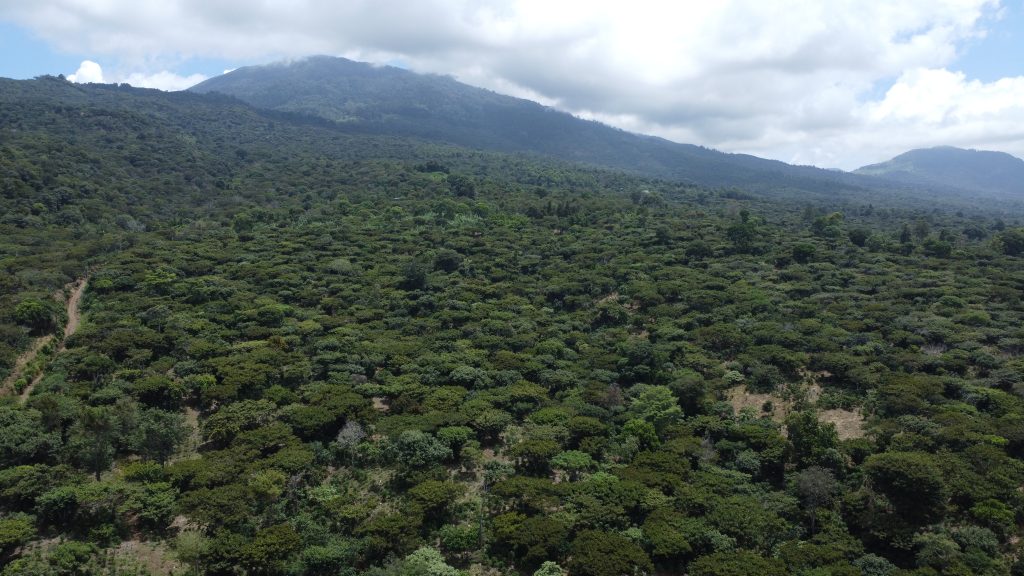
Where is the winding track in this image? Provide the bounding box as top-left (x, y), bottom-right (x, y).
top-left (1, 277), bottom-right (88, 402)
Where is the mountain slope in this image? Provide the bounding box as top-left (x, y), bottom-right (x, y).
top-left (7, 74), bottom-right (1024, 576)
top-left (190, 56), bottom-right (929, 201)
top-left (855, 146), bottom-right (1024, 198)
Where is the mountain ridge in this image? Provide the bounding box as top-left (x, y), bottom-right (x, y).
top-left (191, 56), bottom-right (974, 203)
top-left (855, 146), bottom-right (1024, 197)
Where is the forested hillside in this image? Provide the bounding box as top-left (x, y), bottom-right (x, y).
top-left (856, 147), bottom-right (1024, 200)
top-left (191, 56), bottom-right (1021, 207)
top-left (3, 76), bottom-right (1024, 576)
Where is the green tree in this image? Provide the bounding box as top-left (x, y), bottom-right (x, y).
top-left (861, 451), bottom-right (949, 534)
top-left (202, 399), bottom-right (277, 445)
top-left (627, 384), bottom-right (682, 434)
top-left (688, 550), bottom-right (786, 576)
top-left (795, 466), bottom-right (837, 535)
top-left (550, 450), bottom-right (596, 480)
top-left (174, 530), bottom-right (211, 576)
top-left (389, 546), bottom-right (462, 576)
top-left (567, 530), bottom-right (653, 576)
top-left (533, 561), bottom-right (565, 576)
top-left (791, 243), bottom-right (816, 263)
top-left (811, 212), bottom-right (844, 239)
top-left (786, 411), bottom-right (839, 469)
top-left (241, 523), bottom-right (302, 575)
top-left (0, 408), bottom-right (58, 468)
top-left (0, 514), bottom-right (35, 556)
top-left (726, 211), bottom-right (759, 254)
top-left (447, 174), bottom-right (476, 198)
top-left (996, 228), bottom-right (1024, 255)
top-left (391, 430), bottom-right (452, 468)
top-left (69, 406), bottom-right (116, 480)
top-left (132, 408), bottom-right (187, 465)
top-left (408, 479), bottom-right (462, 518)
top-left (13, 299), bottom-right (57, 333)
top-left (848, 228), bottom-right (870, 247)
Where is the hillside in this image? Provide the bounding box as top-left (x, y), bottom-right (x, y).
top-left (856, 146), bottom-right (1024, 198)
top-left (3, 76), bottom-right (1024, 575)
top-left (191, 56), bottom-right (990, 205)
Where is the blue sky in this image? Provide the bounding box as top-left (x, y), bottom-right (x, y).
top-left (957, 0), bottom-right (1024, 81)
top-left (0, 21), bottom-right (245, 84)
top-left (1, 0), bottom-right (1022, 169)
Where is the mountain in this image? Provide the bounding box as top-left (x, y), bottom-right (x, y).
top-left (190, 56), bottom-right (965, 204)
top-left (855, 146), bottom-right (1024, 198)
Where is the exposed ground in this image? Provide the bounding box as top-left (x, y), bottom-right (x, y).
top-left (61, 278), bottom-right (88, 347)
top-left (1, 335), bottom-right (53, 393)
top-left (819, 408), bottom-right (867, 440)
top-left (725, 386), bottom-right (792, 422)
top-left (726, 372), bottom-right (867, 440)
top-left (109, 540), bottom-right (184, 576)
top-left (2, 277), bottom-right (88, 401)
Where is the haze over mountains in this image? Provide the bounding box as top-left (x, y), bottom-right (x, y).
top-left (855, 146), bottom-right (1024, 199)
top-left (190, 56), bottom-right (1023, 207)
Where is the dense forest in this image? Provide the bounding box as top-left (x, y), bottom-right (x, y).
top-left (3, 76), bottom-right (1024, 576)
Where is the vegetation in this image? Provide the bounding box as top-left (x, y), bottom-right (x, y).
top-left (1, 75), bottom-right (1024, 575)
top-left (192, 56), bottom-right (1024, 209)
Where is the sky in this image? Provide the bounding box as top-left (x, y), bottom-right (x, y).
top-left (1, 1), bottom-right (1023, 170)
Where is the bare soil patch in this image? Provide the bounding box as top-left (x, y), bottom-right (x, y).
top-left (2, 278), bottom-right (88, 399)
top-left (726, 385), bottom-right (792, 423)
top-left (111, 540), bottom-right (183, 576)
top-left (1, 335), bottom-right (52, 394)
top-left (726, 374), bottom-right (866, 440)
top-left (819, 408), bottom-right (866, 440)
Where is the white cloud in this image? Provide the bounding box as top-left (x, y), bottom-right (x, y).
top-left (8, 0), bottom-right (1024, 168)
top-left (119, 70), bottom-right (208, 91)
top-left (67, 60), bottom-right (104, 83)
top-left (64, 59), bottom-right (207, 90)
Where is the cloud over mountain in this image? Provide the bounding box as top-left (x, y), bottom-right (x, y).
top-left (3, 0), bottom-right (1022, 168)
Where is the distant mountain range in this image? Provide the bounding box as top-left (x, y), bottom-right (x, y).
top-left (190, 56), bottom-right (1021, 208)
top-left (855, 146), bottom-right (1024, 198)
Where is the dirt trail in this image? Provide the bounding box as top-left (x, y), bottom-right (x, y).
top-left (2, 278), bottom-right (88, 401)
top-left (61, 278), bottom-right (87, 347)
top-left (1, 336), bottom-right (53, 392)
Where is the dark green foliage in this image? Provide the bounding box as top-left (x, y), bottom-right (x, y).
top-left (1, 75), bottom-right (1023, 575)
top-left (791, 243), bottom-right (816, 263)
top-left (688, 551), bottom-right (787, 576)
top-left (848, 227), bottom-right (870, 246)
top-left (242, 523), bottom-right (302, 575)
top-left (12, 299), bottom-right (59, 334)
top-left (0, 408), bottom-right (58, 468)
top-left (997, 228), bottom-right (1024, 256)
top-left (787, 411), bottom-right (841, 469)
top-left (567, 530), bottom-right (653, 576)
top-left (0, 514), bottom-right (35, 555)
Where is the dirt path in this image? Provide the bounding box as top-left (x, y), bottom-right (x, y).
top-left (2, 278), bottom-right (88, 401)
top-left (61, 278), bottom-right (87, 348)
top-left (1, 335), bottom-right (53, 393)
